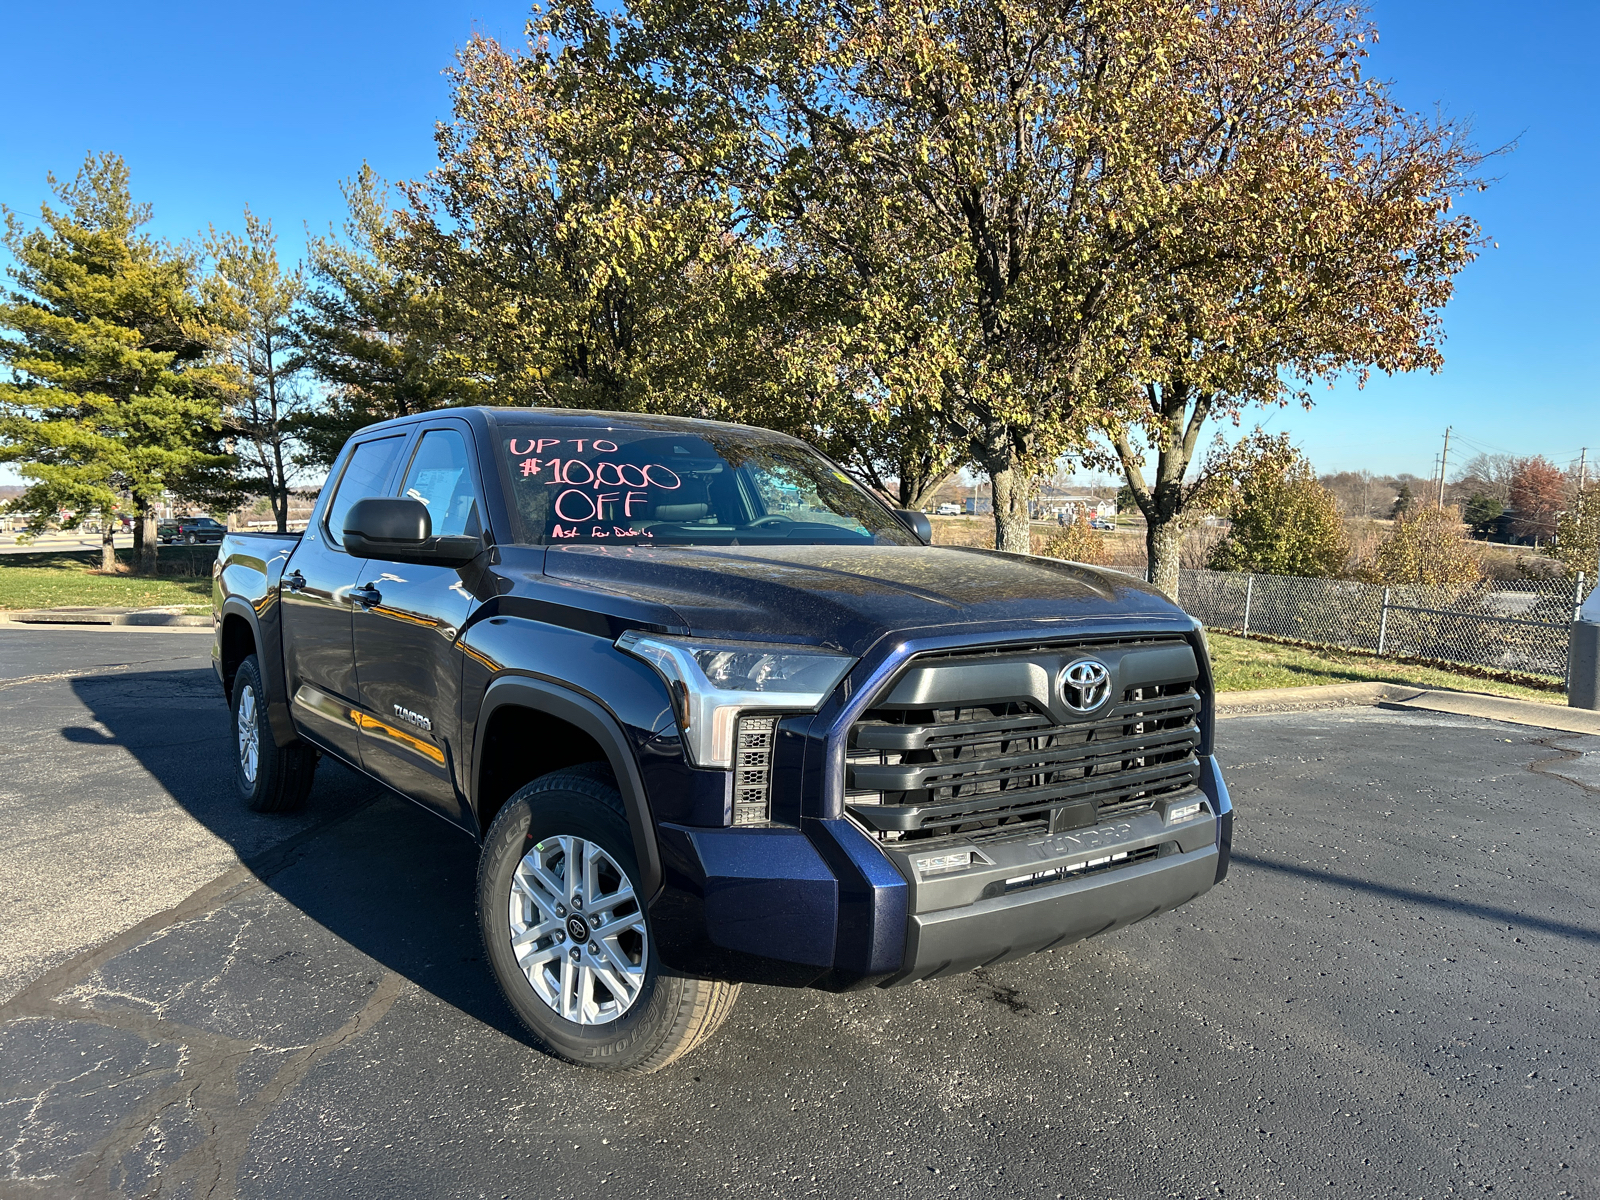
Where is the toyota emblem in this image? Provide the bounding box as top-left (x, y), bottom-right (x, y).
top-left (1059, 659), bottom-right (1112, 714)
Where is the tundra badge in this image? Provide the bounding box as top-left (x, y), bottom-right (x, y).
top-left (393, 704), bottom-right (432, 732)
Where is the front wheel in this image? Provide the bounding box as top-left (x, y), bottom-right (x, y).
top-left (231, 655), bottom-right (318, 813)
top-left (478, 768), bottom-right (739, 1073)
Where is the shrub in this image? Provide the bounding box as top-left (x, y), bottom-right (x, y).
top-left (1207, 439), bottom-right (1348, 577)
top-left (1553, 484), bottom-right (1600, 579)
top-left (1041, 512), bottom-right (1112, 566)
top-left (1372, 505), bottom-right (1482, 587)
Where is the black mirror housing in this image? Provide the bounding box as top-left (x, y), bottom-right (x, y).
top-left (894, 508), bottom-right (933, 544)
top-left (343, 497), bottom-right (483, 567)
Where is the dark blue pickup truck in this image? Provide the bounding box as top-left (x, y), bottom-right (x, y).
top-left (213, 407), bottom-right (1232, 1072)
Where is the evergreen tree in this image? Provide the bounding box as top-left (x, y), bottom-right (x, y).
top-left (1391, 483), bottom-right (1415, 520)
top-left (1463, 491), bottom-right (1504, 537)
top-left (0, 153), bottom-right (232, 572)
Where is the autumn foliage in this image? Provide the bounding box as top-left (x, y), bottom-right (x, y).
top-left (1042, 513), bottom-right (1113, 568)
top-left (1372, 506), bottom-right (1483, 588)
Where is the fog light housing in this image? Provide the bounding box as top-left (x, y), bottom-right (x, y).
top-left (731, 715), bottom-right (777, 825)
top-left (1166, 800), bottom-right (1203, 824)
top-left (914, 850), bottom-right (972, 875)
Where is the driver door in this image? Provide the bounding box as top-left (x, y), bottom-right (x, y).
top-left (350, 422), bottom-right (488, 821)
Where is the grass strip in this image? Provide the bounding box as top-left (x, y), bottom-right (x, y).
top-left (1206, 629), bottom-right (1562, 705)
top-left (0, 562), bottom-right (212, 610)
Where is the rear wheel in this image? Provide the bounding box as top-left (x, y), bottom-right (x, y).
top-left (478, 768), bottom-right (739, 1073)
top-left (231, 655), bottom-right (318, 813)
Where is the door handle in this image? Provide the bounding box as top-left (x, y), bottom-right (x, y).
top-left (284, 570), bottom-right (306, 593)
top-left (350, 584), bottom-right (383, 609)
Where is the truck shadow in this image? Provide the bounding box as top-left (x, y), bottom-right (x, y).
top-left (67, 666), bottom-right (528, 1044)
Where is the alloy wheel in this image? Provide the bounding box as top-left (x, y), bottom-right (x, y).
top-left (237, 684), bottom-right (259, 785)
top-left (508, 835), bottom-right (647, 1024)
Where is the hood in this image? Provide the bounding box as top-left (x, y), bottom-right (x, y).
top-left (543, 544), bottom-right (1186, 656)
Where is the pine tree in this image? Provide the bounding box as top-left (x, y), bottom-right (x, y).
top-left (0, 153), bottom-right (233, 572)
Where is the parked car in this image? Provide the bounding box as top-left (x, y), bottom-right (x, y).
top-left (935, 502), bottom-right (961, 516)
top-left (1091, 518), bottom-right (1116, 531)
top-left (213, 407), bottom-right (1231, 1073)
top-left (158, 516), bottom-right (226, 545)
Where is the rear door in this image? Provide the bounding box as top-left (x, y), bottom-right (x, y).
top-left (280, 433), bottom-right (409, 761)
top-left (350, 422), bottom-right (488, 821)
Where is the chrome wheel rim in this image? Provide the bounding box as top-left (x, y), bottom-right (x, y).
top-left (509, 835), bottom-right (647, 1025)
top-left (237, 684), bottom-right (259, 785)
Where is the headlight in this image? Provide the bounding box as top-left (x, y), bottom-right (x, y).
top-left (616, 632), bottom-right (856, 770)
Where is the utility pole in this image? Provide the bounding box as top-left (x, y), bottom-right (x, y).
top-left (1579, 448), bottom-right (1588, 489)
top-left (1437, 426), bottom-right (1452, 508)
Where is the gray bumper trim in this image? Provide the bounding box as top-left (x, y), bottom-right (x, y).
top-left (880, 845), bottom-right (1219, 985)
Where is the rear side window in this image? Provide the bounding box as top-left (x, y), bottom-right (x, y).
top-left (324, 436), bottom-right (406, 548)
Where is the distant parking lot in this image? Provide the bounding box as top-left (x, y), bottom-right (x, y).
top-left (2, 627), bottom-right (1596, 1198)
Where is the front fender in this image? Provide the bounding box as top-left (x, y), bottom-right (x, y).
top-left (473, 675), bottom-right (664, 899)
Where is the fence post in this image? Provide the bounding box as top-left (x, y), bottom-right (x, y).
top-left (1377, 587), bottom-right (1391, 657)
top-left (1577, 572), bottom-right (1588, 621)
top-left (1241, 575), bottom-right (1254, 638)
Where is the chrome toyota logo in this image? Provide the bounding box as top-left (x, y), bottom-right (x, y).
top-left (1059, 659), bottom-right (1112, 714)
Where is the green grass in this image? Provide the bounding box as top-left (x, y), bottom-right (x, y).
top-left (0, 553), bottom-right (213, 611)
top-left (1206, 630), bottom-right (1562, 704)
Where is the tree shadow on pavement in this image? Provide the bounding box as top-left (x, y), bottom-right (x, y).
top-left (68, 667), bottom-right (527, 1044)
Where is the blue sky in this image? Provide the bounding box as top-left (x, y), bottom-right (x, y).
top-left (1, 0), bottom-right (1594, 484)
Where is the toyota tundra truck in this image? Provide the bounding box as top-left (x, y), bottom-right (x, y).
top-left (213, 407), bottom-right (1232, 1072)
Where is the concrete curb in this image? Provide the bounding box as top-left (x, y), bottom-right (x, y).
top-left (1217, 681), bottom-right (1600, 736)
top-left (0, 607), bottom-right (211, 628)
top-left (1215, 681), bottom-right (1422, 716)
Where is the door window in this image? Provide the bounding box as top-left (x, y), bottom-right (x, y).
top-left (399, 429), bottom-right (484, 538)
top-left (324, 436), bottom-right (407, 548)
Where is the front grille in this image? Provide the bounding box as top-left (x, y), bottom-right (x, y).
top-left (846, 640), bottom-right (1202, 843)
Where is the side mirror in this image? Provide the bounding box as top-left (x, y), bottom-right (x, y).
top-left (343, 497), bottom-right (483, 567)
top-left (894, 508), bottom-right (932, 544)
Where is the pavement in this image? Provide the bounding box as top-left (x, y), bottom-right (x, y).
top-left (1, 627), bottom-right (1597, 1199)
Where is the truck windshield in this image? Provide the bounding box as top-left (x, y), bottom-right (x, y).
top-left (495, 423), bottom-right (918, 547)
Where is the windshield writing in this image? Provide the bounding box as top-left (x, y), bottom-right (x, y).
top-left (498, 427), bottom-right (915, 548)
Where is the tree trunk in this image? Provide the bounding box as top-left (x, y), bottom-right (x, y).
top-left (273, 443), bottom-right (290, 533)
top-left (101, 515), bottom-right (116, 574)
top-left (1146, 518), bottom-right (1182, 598)
top-left (133, 514), bottom-right (145, 559)
top-left (138, 501), bottom-right (158, 574)
top-left (987, 460), bottom-right (1033, 554)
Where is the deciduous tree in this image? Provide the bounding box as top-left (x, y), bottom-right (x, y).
top-left (1373, 505), bottom-right (1481, 587)
top-left (295, 168), bottom-right (479, 467)
top-left (208, 209), bottom-right (313, 532)
top-left (1554, 484), bottom-right (1600, 580)
top-left (1108, 0), bottom-right (1490, 598)
top-left (1508, 455), bottom-right (1565, 544)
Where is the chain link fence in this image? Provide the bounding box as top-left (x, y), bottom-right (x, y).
top-left (1179, 568), bottom-right (1593, 681)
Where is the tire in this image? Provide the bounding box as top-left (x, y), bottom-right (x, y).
top-left (231, 655), bottom-right (318, 813)
top-left (479, 768), bottom-right (739, 1073)
top-left (184, 533), bottom-right (197, 545)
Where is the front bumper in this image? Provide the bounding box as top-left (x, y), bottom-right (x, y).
top-left (650, 754), bottom-right (1233, 989)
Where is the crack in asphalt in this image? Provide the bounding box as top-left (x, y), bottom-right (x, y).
top-left (0, 797), bottom-right (387, 1199)
top-left (1526, 735), bottom-right (1600, 796)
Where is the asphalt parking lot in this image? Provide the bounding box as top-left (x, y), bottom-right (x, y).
top-left (1, 628), bottom-right (1596, 1199)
